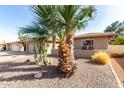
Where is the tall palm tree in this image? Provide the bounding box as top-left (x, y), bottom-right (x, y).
top-left (54, 6), bottom-right (96, 77)
top-left (31, 5), bottom-right (96, 77)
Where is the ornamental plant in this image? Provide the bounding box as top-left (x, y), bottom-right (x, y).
top-left (91, 52), bottom-right (110, 64)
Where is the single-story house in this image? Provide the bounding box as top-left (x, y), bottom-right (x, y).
top-left (26, 41), bottom-right (59, 54)
top-left (1, 32), bottom-right (115, 58)
top-left (0, 42), bottom-right (5, 51)
top-left (0, 41), bottom-right (24, 52)
top-left (0, 40), bottom-right (59, 54)
top-left (51, 32), bottom-right (115, 58)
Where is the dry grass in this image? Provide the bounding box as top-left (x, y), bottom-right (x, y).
top-left (92, 52), bottom-right (110, 64)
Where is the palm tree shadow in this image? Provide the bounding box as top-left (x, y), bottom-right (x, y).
top-left (0, 61), bottom-right (36, 68)
top-left (84, 61), bottom-right (95, 65)
top-left (40, 65), bottom-right (62, 79)
top-left (0, 64), bottom-right (62, 82)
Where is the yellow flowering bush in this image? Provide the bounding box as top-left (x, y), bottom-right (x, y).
top-left (91, 52), bottom-right (110, 64)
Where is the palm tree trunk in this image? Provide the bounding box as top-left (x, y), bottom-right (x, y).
top-left (66, 33), bottom-right (75, 62)
top-left (58, 33), bottom-right (76, 78)
top-left (52, 35), bottom-right (56, 49)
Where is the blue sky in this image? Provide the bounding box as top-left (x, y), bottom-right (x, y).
top-left (0, 5), bottom-right (33, 42)
top-left (0, 5), bottom-right (124, 42)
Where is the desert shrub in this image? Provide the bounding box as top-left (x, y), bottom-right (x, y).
top-left (91, 52), bottom-right (110, 64)
top-left (111, 53), bottom-right (123, 58)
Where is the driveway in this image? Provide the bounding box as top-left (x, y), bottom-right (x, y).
top-left (0, 51), bottom-right (120, 88)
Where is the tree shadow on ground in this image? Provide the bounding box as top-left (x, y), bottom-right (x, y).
top-left (0, 61), bottom-right (36, 68)
top-left (83, 60), bottom-right (102, 65)
top-left (0, 62), bottom-right (62, 82)
top-left (0, 66), bottom-right (41, 72)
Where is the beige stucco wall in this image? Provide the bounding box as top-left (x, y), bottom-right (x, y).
top-left (12, 44), bottom-right (18, 51)
top-left (11, 43), bottom-right (23, 51)
top-left (51, 49), bottom-right (109, 58)
top-left (51, 37), bottom-right (110, 58)
top-left (93, 37), bottom-right (109, 50)
top-left (6, 44), bottom-right (11, 51)
top-left (74, 49), bottom-right (109, 58)
top-left (74, 37), bottom-right (109, 50)
top-left (74, 39), bottom-right (81, 49)
top-left (28, 43), bottom-right (34, 53)
top-left (28, 42), bottom-right (59, 54)
top-left (108, 45), bottom-right (124, 54)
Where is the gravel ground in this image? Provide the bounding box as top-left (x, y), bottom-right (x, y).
top-left (0, 52), bottom-right (119, 88)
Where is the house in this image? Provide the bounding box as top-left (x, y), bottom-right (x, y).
top-left (0, 41), bottom-right (24, 52)
top-left (1, 32), bottom-right (115, 58)
top-left (1, 40), bottom-right (59, 54)
top-left (0, 42), bottom-right (5, 51)
top-left (27, 41), bottom-right (59, 54)
top-left (51, 32), bottom-right (115, 58)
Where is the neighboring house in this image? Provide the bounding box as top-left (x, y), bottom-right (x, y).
top-left (27, 41), bottom-right (59, 54)
top-left (1, 41), bottom-right (59, 54)
top-left (52, 32), bottom-right (115, 58)
top-left (1, 33), bottom-right (115, 58)
top-left (0, 42), bottom-right (4, 51)
top-left (0, 41), bottom-right (24, 52)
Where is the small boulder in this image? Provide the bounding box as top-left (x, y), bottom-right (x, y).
top-left (37, 62), bottom-right (43, 66)
top-left (25, 59), bottom-right (30, 63)
top-left (43, 57), bottom-right (52, 65)
top-left (34, 72), bottom-right (43, 78)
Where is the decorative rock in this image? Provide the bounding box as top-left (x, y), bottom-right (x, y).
top-left (37, 62), bottom-right (43, 66)
top-left (25, 59), bottom-right (30, 63)
top-left (34, 72), bottom-right (43, 79)
top-left (43, 57), bottom-right (52, 65)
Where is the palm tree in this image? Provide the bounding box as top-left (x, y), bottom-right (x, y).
top-left (31, 5), bottom-right (96, 77)
top-left (54, 6), bottom-right (96, 77)
top-left (32, 5), bottom-right (57, 49)
top-left (19, 23), bottom-right (51, 63)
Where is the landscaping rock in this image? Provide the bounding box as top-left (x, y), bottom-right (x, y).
top-left (34, 72), bottom-right (43, 79)
top-left (43, 57), bottom-right (52, 65)
top-left (0, 53), bottom-right (120, 88)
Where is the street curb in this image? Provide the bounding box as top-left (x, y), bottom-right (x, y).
top-left (109, 61), bottom-right (123, 88)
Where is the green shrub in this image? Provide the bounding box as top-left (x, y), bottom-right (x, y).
top-left (111, 36), bottom-right (124, 45)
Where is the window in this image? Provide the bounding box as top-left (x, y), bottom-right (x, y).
top-left (81, 40), bottom-right (94, 50)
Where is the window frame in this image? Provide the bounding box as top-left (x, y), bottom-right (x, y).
top-left (81, 39), bottom-right (94, 50)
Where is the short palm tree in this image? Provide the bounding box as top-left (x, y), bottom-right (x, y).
top-left (32, 5), bottom-right (57, 49)
top-left (19, 23), bottom-right (51, 63)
